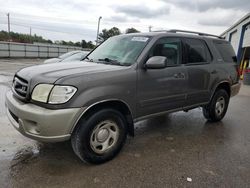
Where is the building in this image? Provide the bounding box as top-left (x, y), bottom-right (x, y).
top-left (221, 13), bottom-right (250, 64)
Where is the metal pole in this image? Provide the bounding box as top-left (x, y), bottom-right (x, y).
top-left (96, 16), bottom-right (102, 45)
top-left (7, 13), bottom-right (10, 41)
top-left (149, 26), bottom-right (152, 32)
top-left (30, 27), bottom-right (32, 43)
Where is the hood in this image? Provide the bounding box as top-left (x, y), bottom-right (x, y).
top-left (16, 61), bottom-right (127, 85)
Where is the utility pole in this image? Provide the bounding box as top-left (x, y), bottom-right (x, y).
top-left (96, 16), bottom-right (102, 45)
top-left (7, 13), bottom-right (10, 41)
top-left (148, 25), bottom-right (152, 32)
top-left (30, 27), bottom-right (32, 43)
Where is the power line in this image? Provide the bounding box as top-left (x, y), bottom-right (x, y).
top-left (0, 12), bottom-right (99, 25)
top-left (0, 12), bottom-right (153, 29)
top-left (4, 16), bottom-right (98, 29)
top-left (0, 22), bottom-right (94, 37)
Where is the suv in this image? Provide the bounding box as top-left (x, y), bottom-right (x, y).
top-left (6, 30), bottom-right (240, 164)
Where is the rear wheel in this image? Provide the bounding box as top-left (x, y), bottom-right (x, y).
top-left (203, 89), bottom-right (229, 122)
top-left (71, 108), bottom-right (127, 164)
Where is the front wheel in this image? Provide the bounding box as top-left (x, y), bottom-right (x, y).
top-left (71, 108), bottom-right (127, 164)
top-left (202, 89), bottom-right (229, 122)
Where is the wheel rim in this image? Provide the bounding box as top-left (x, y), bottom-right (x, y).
top-left (90, 120), bottom-right (119, 154)
top-left (215, 96), bottom-right (225, 117)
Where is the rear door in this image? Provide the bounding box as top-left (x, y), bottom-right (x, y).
top-left (183, 38), bottom-right (213, 106)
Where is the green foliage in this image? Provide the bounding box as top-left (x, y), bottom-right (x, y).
top-left (98, 27), bottom-right (121, 42)
top-left (81, 40), bottom-right (95, 49)
top-left (125, 28), bottom-right (140, 34)
top-left (0, 30), bottom-right (54, 44)
top-left (0, 26), bottom-right (140, 49)
top-left (0, 30), bottom-right (94, 49)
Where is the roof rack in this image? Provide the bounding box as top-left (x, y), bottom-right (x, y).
top-left (153, 29), bottom-right (223, 39)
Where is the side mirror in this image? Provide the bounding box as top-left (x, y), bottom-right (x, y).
top-left (145, 56), bottom-right (168, 69)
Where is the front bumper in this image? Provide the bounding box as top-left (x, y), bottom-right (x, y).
top-left (5, 90), bottom-right (83, 142)
top-left (231, 82), bottom-right (241, 97)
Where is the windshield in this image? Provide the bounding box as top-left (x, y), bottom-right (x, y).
top-left (87, 35), bottom-right (150, 66)
top-left (59, 51), bottom-right (79, 59)
top-left (61, 51), bottom-right (89, 62)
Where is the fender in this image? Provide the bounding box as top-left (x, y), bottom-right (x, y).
top-left (209, 80), bottom-right (231, 102)
top-left (70, 98), bottom-right (134, 136)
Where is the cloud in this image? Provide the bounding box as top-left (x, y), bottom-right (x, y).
top-left (107, 15), bottom-right (129, 22)
top-left (197, 8), bottom-right (245, 27)
top-left (114, 4), bottom-right (170, 19)
top-left (162, 0), bottom-right (250, 11)
top-left (106, 15), bottom-right (140, 23)
top-left (0, 0), bottom-right (248, 41)
top-left (198, 16), bottom-right (232, 27)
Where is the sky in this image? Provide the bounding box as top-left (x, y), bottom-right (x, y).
top-left (0, 0), bottom-right (249, 42)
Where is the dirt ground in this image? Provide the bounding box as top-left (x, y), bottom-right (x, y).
top-left (0, 58), bottom-right (250, 188)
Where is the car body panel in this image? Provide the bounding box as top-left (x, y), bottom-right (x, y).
top-left (137, 65), bottom-right (188, 118)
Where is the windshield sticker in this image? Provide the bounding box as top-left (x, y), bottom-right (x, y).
top-left (131, 37), bottom-right (149, 42)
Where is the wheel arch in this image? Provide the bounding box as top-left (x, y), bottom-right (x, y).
top-left (210, 81), bottom-right (231, 102)
top-left (71, 99), bottom-right (134, 136)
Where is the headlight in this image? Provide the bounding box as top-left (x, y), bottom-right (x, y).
top-left (31, 84), bottom-right (53, 103)
top-left (48, 85), bottom-right (77, 104)
top-left (31, 84), bottom-right (77, 104)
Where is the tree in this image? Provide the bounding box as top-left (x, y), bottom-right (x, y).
top-left (125, 28), bottom-right (140, 34)
top-left (98, 27), bottom-right (121, 42)
top-left (47, 40), bottom-right (53, 44)
top-left (75, 42), bottom-right (81, 47)
top-left (0, 30), bottom-right (95, 48)
top-left (81, 40), bottom-right (95, 49)
top-left (81, 40), bottom-right (88, 48)
top-left (86, 41), bottom-right (95, 49)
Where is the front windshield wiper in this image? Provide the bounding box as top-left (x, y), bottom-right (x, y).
top-left (98, 58), bottom-right (121, 66)
top-left (83, 56), bottom-right (94, 62)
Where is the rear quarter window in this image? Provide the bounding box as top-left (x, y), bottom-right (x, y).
top-left (213, 40), bottom-right (237, 63)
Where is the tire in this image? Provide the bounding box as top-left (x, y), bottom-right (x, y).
top-left (202, 89), bottom-right (229, 122)
top-left (71, 108), bottom-right (128, 164)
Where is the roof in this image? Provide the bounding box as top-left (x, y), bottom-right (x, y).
top-left (220, 12), bottom-right (250, 36)
top-left (124, 30), bottom-right (224, 40)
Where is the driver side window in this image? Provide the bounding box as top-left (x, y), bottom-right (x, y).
top-left (149, 38), bottom-right (181, 66)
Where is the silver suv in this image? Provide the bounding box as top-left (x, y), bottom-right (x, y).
top-left (6, 30), bottom-right (241, 164)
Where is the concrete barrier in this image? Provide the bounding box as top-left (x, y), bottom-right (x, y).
top-left (0, 41), bottom-right (86, 58)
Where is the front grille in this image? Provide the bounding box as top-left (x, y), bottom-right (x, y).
top-left (12, 76), bottom-right (29, 99)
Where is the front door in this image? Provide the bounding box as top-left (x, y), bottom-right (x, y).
top-left (137, 37), bottom-right (188, 119)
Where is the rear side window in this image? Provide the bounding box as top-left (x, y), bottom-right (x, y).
top-left (213, 40), bottom-right (237, 63)
top-left (185, 38), bottom-right (212, 64)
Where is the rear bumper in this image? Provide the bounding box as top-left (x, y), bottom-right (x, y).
top-left (231, 82), bottom-right (241, 97)
top-left (5, 90), bottom-right (83, 142)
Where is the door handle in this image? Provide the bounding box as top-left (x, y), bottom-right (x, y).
top-left (173, 73), bottom-right (185, 79)
top-left (211, 70), bottom-right (217, 74)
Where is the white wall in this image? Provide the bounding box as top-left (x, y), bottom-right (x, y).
top-left (230, 31), bottom-right (239, 53)
top-left (243, 24), bottom-right (250, 47)
top-left (222, 17), bottom-right (250, 55)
